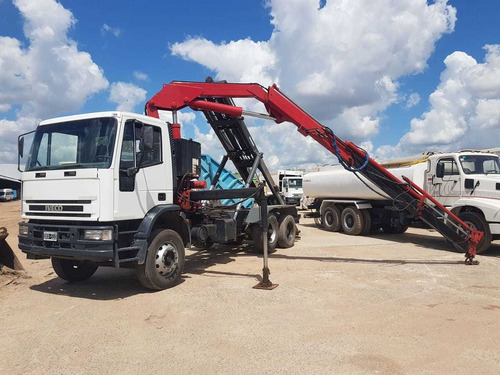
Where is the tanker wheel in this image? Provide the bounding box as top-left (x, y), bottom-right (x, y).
top-left (137, 229), bottom-right (185, 290)
top-left (454, 211), bottom-right (491, 254)
top-left (252, 215), bottom-right (279, 253)
top-left (322, 206), bottom-right (341, 232)
top-left (341, 207), bottom-right (363, 235)
top-left (360, 210), bottom-right (372, 236)
top-left (51, 258), bottom-right (98, 282)
top-left (278, 215), bottom-right (296, 248)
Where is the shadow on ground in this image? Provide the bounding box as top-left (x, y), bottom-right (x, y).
top-left (29, 243), bottom-right (263, 300)
top-left (301, 223), bottom-right (500, 258)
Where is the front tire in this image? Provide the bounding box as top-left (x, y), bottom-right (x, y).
top-left (51, 258), bottom-right (98, 282)
top-left (137, 229), bottom-right (185, 290)
top-left (456, 211), bottom-right (492, 254)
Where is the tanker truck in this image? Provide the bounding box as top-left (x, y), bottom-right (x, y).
top-left (303, 151), bottom-right (500, 253)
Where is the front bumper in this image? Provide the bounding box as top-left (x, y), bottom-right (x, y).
top-left (18, 222), bottom-right (115, 263)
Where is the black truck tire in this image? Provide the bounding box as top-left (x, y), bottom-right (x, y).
top-left (456, 211), bottom-right (492, 254)
top-left (277, 215), bottom-right (296, 248)
top-left (51, 258), bottom-right (98, 282)
top-left (252, 214), bottom-right (279, 253)
top-left (360, 210), bottom-right (372, 236)
top-left (322, 206), bottom-right (341, 232)
top-left (341, 207), bottom-right (364, 235)
top-left (137, 229), bottom-right (185, 290)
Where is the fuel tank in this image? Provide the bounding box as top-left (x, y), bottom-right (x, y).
top-left (303, 163), bottom-right (426, 200)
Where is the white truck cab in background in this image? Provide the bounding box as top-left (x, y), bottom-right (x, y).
top-left (273, 170), bottom-right (304, 206)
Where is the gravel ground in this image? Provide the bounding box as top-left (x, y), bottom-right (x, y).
top-left (1, 200), bottom-right (499, 374)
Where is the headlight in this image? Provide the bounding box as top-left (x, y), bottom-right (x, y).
top-left (19, 224), bottom-right (29, 236)
top-left (83, 229), bottom-right (113, 241)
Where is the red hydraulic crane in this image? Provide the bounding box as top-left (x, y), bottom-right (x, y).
top-left (145, 79), bottom-right (482, 264)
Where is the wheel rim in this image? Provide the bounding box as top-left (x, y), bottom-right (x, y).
top-left (343, 214), bottom-right (354, 229)
top-left (325, 212), bottom-right (334, 226)
top-left (155, 242), bottom-right (179, 277)
top-left (268, 223), bottom-right (276, 243)
top-left (464, 220), bottom-right (477, 231)
top-left (286, 222), bottom-right (293, 239)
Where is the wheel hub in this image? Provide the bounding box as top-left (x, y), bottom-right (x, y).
top-left (155, 243), bottom-right (178, 277)
top-left (268, 224), bottom-right (276, 243)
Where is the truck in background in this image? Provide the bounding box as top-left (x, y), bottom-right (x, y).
top-left (0, 188), bottom-right (14, 202)
top-left (304, 151), bottom-right (500, 253)
top-left (272, 170), bottom-right (304, 206)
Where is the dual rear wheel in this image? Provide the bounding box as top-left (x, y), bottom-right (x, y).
top-left (321, 206), bottom-right (367, 235)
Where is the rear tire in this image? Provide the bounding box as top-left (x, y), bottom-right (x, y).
top-left (278, 215), bottom-right (296, 248)
top-left (322, 206), bottom-right (341, 232)
top-left (341, 207), bottom-right (363, 235)
top-left (137, 229), bottom-right (185, 290)
top-left (455, 211), bottom-right (492, 254)
top-left (360, 210), bottom-right (372, 236)
top-left (51, 258), bottom-right (98, 282)
top-left (252, 215), bottom-right (279, 253)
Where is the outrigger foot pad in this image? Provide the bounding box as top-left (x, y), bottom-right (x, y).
top-left (465, 256), bottom-right (479, 265)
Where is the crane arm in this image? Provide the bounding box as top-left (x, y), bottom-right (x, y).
top-left (145, 80), bottom-right (482, 263)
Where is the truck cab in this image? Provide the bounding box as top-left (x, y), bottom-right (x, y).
top-left (18, 110), bottom-right (299, 289)
top-left (424, 152), bottom-right (500, 247)
top-left (18, 112), bottom-right (191, 289)
top-left (281, 176), bottom-right (303, 205)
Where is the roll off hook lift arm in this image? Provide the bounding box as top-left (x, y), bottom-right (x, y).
top-left (145, 80), bottom-right (482, 264)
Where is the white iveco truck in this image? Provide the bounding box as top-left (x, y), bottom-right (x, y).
top-left (17, 110), bottom-right (299, 290)
top-left (304, 151), bottom-right (500, 253)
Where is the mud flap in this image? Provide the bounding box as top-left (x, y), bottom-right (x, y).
top-left (0, 227), bottom-right (24, 271)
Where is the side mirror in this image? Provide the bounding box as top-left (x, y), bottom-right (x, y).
top-left (18, 136), bottom-right (24, 158)
top-left (436, 163), bottom-right (444, 178)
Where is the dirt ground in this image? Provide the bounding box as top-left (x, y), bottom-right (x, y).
top-left (1, 200), bottom-right (499, 374)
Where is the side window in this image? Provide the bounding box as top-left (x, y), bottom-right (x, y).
top-left (139, 125), bottom-right (162, 167)
top-left (119, 121), bottom-right (162, 192)
top-left (119, 122), bottom-right (135, 192)
top-left (438, 158), bottom-right (459, 176)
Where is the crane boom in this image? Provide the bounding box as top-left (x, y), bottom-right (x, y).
top-left (146, 79), bottom-right (482, 264)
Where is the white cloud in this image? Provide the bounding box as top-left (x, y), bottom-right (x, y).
top-left (102, 23), bottom-right (121, 37)
top-left (0, 0), bottom-right (109, 163)
top-left (392, 45), bottom-right (500, 155)
top-left (169, 0), bottom-right (456, 169)
top-left (109, 82), bottom-right (147, 112)
top-left (133, 71), bottom-right (149, 81)
top-left (171, 38), bottom-right (277, 85)
top-left (405, 93), bottom-right (421, 108)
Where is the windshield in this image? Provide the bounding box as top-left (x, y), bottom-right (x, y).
top-left (459, 154), bottom-right (500, 175)
top-left (26, 117), bottom-right (117, 171)
top-left (287, 178), bottom-right (303, 188)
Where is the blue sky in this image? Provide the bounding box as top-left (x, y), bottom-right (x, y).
top-left (1, 0), bottom-right (499, 168)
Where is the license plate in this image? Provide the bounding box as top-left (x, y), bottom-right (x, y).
top-left (43, 231), bottom-right (58, 242)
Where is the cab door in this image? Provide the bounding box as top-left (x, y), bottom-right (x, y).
top-left (115, 119), bottom-right (171, 220)
top-left (432, 157), bottom-right (461, 206)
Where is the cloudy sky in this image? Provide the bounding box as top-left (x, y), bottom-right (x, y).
top-left (0, 0), bottom-right (499, 169)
